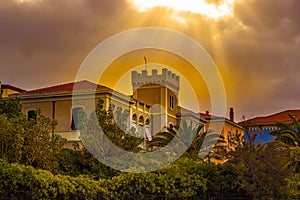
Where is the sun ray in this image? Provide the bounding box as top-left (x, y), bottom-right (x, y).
top-left (128, 0), bottom-right (237, 20)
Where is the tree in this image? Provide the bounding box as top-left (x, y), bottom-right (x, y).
top-left (148, 121), bottom-right (205, 159)
top-left (0, 99), bottom-right (66, 170)
top-left (270, 114), bottom-right (300, 173)
top-left (20, 110), bottom-right (66, 169)
top-left (79, 99), bottom-right (143, 157)
top-left (0, 97), bottom-right (22, 119)
top-left (229, 138), bottom-right (292, 199)
top-left (200, 130), bottom-right (227, 163)
top-left (270, 114), bottom-right (300, 147)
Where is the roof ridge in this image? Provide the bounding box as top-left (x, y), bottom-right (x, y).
top-left (24, 80), bottom-right (105, 94)
top-left (28, 80), bottom-right (91, 91)
top-left (1, 84), bottom-right (27, 93)
top-left (239, 109), bottom-right (300, 125)
top-left (255, 109), bottom-right (300, 119)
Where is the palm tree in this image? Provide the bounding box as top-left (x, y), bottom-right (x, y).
top-left (199, 130), bottom-right (227, 163)
top-left (270, 114), bottom-right (300, 173)
top-left (270, 114), bottom-right (300, 147)
top-left (148, 120), bottom-right (205, 159)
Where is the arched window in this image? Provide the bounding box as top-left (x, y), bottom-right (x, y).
top-left (132, 114), bottom-right (137, 123)
top-left (145, 118), bottom-right (150, 126)
top-left (169, 123), bottom-right (174, 129)
top-left (139, 115), bottom-right (144, 125)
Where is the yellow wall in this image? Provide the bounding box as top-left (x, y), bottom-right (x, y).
top-left (204, 119), bottom-right (244, 164)
top-left (1, 88), bottom-right (21, 98)
top-left (19, 92), bottom-right (152, 147)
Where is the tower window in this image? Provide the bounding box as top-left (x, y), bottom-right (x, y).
top-left (139, 115), bottom-right (144, 125)
top-left (169, 95), bottom-right (174, 110)
top-left (132, 114), bottom-right (137, 123)
top-left (71, 107), bottom-right (83, 130)
top-left (145, 118), bottom-right (150, 126)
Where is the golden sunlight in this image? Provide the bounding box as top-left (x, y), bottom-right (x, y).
top-left (128, 0), bottom-right (236, 20)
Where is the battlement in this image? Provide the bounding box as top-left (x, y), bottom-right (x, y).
top-left (131, 68), bottom-right (180, 93)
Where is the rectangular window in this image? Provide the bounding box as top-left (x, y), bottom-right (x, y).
top-left (169, 95), bottom-right (174, 110)
top-left (71, 107), bottom-right (83, 130)
top-left (27, 110), bottom-right (37, 121)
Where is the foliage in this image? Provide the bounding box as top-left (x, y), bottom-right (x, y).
top-left (79, 99), bottom-right (143, 156)
top-left (0, 158), bottom-right (208, 199)
top-left (0, 159), bottom-right (107, 200)
top-left (0, 97), bottom-right (22, 119)
top-left (287, 173), bottom-right (300, 199)
top-left (200, 130), bottom-right (228, 163)
top-left (0, 99), bottom-right (66, 170)
top-left (1, 97), bottom-right (300, 199)
top-left (107, 159), bottom-right (208, 199)
top-left (229, 139), bottom-right (293, 199)
top-left (55, 146), bottom-right (118, 179)
top-left (148, 121), bottom-right (205, 159)
top-left (270, 114), bottom-right (300, 173)
top-left (0, 154), bottom-right (298, 199)
top-left (148, 121), bottom-right (231, 163)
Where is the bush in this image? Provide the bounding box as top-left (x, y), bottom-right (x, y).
top-left (0, 158), bottom-right (211, 199)
top-left (0, 159), bottom-right (107, 199)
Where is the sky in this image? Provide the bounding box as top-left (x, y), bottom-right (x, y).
top-left (0, 0), bottom-right (300, 122)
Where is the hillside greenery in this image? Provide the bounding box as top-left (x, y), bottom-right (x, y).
top-left (0, 97), bottom-right (299, 199)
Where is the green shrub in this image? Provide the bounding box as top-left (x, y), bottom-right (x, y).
top-left (0, 159), bottom-right (107, 199)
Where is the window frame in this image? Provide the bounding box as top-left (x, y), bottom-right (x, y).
top-left (70, 106), bottom-right (84, 131)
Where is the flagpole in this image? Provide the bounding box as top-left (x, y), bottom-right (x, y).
top-left (144, 56), bottom-right (147, 71)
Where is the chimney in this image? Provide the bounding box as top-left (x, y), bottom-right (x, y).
top-left (206, 111), bottom-right (209, 115)
top-left (230, 107), bottom-right (234, 122)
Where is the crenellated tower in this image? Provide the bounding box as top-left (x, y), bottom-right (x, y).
top-left (131, 68), bottom-right (180, 133)
top-left (132, 68), bottom-right (180, 96)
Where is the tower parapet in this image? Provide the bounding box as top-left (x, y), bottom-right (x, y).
top-left (131, 68), bottom-right (180, 94)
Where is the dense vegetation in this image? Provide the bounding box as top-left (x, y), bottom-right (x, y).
top-left (0, 97), bottom-right (299, 199)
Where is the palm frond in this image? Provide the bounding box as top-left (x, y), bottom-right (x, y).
top-left (270, 114), bottom-right (300, 147)
top-left (289, 114), bottom-right (300, 132)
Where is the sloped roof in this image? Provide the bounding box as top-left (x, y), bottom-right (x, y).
top-left (239, 109), bottom-right (300, 126)
top-left (199, 112), bottom-right (220, 120)
top-left (1, 84), bottom-right (27, 93)
top-left (24, 80), bottom-right (108, 94)
top-left (199, 112), bottom-right (244, 130)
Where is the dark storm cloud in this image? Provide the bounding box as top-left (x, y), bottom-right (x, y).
top-left (212, 0), bottom-right (300, 118)
top-left (0, 0), bottom-right (299, 119)
top-left (0, 0), bottom-right (131, 89)
top-left (234, 0), bottom-right (300, 33)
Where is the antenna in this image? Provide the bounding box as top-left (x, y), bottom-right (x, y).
top-left (144, 56), bottom-right (147, 71)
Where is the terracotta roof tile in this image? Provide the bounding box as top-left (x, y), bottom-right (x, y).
top-left (24, 80), bottom-right (108, 94)
top-left (239, 109), bottom-right (300, 126)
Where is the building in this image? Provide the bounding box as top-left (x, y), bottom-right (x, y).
top-left (10, 68), bottom-right (244, 156)
top-left (0, 81), bottom-right (26, 98)
top-left (132, 68), bottom-right (180, 132)
top-left (238, 109), bottom-right (300, 143)
top-left (11, 68), bottom-right (204, 147)
top-left (12, 79), bottom-right (157, 148)
top-left (200, 108), bottom-right (244, 164)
